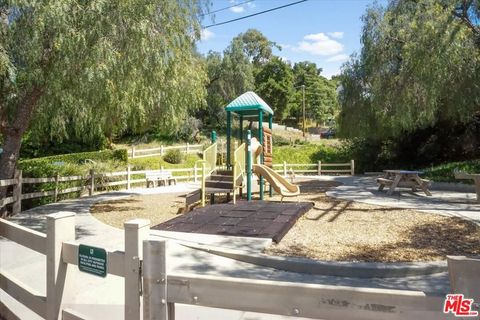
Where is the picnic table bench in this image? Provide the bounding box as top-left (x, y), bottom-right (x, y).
top-left (377, 170), bottom-right (431, 196)
top-left (146, 170), bottom-right (177, 188)
top-left (454, 170), bottom-right (480, 203)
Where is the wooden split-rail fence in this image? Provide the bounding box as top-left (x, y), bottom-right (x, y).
top-left (129, 143), bottom-right (203, 158)
top-left (0, 161), bottom-right (354, 214)
top-left (0, 215), bottom-right (456, 320)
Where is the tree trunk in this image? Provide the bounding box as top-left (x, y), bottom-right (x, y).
top-left (0, 87), bottom-right (42, 215)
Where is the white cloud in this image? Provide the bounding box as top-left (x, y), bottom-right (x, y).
top-left (326, 54), bottom-right (349, 62)
top-left (328, 32), bottom-right (344, 39)
top-left (278, 56), bottom-right (291, 64)
top-left (230, 5), bottom-right (244, 13)
top-left (200, 29), bottom-right (214, 41)
top-left (297, 32), bottom-right (343, 56)
top-left (304, 33), bottom-right (330, 41)
top-left (279, 43), bottom-right (293, 50)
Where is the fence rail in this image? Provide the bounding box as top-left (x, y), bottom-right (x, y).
top-left (0, 160), bottom-right (354, 214)
top-left (273, 160), bottom-right (355, 176)
top-left (0, 214), bottom-right (148, 320)
top-left (129, 143), bottom-right (203, 158)
top-left (1, 216), bottom-right (457, 320)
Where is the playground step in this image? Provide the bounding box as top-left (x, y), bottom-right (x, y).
top-left (209, 174), bottom-right (233, 182)
top-left (215, 170), bottom-right (233, 176)
top-left (205, 180), bottom-right (234, 189)
top-left (205, 187), bottom-right (234, 193)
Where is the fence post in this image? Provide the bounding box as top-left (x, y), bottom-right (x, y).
top-left (132, 146), bottom-right (136, 158)
top-left (160, 166), bottom-right (164, 172)
top-left (351, 160), bottom-right (355, 175)
top-left (125, 219), bottom-right (151, 320)
top-left (160, 145), bottom-right (164, 156)
top-left (54, 173), bottom-right (60, 202)
top-left (46, 211), bottom-right (76, 320)
top-left (194, 165), bottom-right (198, 183)
top-left (318, 161), bottom-right (322, 176)
top-left (143, 240), bottom-right (171, 320)
top-left (12, 169), bottom-right (22, 214)
top-left (127, 165), bottom-right (131, 190)
top-left (283, 161), bottom-right (287, 177)
top-left (89, 169), bottom-right (95, 196)
top-left (186, 143), bottom-right (189, 154)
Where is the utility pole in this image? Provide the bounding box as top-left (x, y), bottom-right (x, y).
top-left (302, 84), bottom-right (306, 137)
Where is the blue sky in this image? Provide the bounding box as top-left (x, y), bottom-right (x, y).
top-left (197, 0), bottom-right (386, 78)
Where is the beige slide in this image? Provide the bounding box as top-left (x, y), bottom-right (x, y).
top-left (250, 137), bottom-right (300, 198)
top-left (253, 164), bottom-right (300, 198)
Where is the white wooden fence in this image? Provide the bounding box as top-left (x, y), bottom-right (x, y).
top-left (0, 213), bottom-right (149, 320)
top-left (0, 161), bottom-right (354, 214)
top-left (273, 160), bottom-right (355, 176)
top-left (129, 143), bottom-right (203, 159)
top-left (0, 167), bottom-right (200, 214)
top-left (0, 216), bottom-right (448, 320)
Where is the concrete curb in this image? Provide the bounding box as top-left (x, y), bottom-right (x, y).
top-left (430, 182), bottom-right (475, 193)
top-left (180, 243), bottom-right (448, 278)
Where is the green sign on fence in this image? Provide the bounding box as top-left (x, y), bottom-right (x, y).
top-left (78, 244), bottom-right (107, 277)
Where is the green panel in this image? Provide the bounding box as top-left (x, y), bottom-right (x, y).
top-left (78, 244), bottom-right (107, 277)
top-left (225, 91), bottom-right (274, 116)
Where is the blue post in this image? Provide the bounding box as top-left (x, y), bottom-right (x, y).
top-left (240, 115), bottom-right (244, 144)
top-left (226, 111), bottom-right (231, 169)
top-left (211, 130), bottom-right (217, 143)
top-left (258, 111), bottom-right (264, 200)
top-left (246, 130), bottom-right (252, 201)
top-left (269, 114), bottom-right (273, 197)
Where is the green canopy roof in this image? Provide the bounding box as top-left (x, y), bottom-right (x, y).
top-left (225, 91), bottom-right (274, 118)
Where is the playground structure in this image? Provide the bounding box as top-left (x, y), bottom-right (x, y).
top-left (187, 91), bottom-right (300, 208)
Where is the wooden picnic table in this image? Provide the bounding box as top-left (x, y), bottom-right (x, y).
top-left (377, 170), bottom-right (432, 196)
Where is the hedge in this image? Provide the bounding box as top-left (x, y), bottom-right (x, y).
top-left (273, 144), bottom-right (351, 165)
top-left (19, 149), bottom-right (128, 166)
top-left (423, 159), bottom-right (480, 183)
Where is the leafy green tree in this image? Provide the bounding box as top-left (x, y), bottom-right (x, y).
top-left (199, 38), bottom-right (255, 130)
top-left (221, 37), bottom-right (255, 101)
top-left (338, 0), bottom-right (480, 140)
top-left (236, 29), bottom-right (281, 66)
top-left (255, 57), bottom-right (294, 121)
top-left (0, 1), bottom-right (208, 183)
top-left (291, 61), bottom-right (339, 126)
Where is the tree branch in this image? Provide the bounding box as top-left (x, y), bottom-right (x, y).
top-left (452, 0), bottom-right (480, 37)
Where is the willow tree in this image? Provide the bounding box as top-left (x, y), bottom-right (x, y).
top-left (0, 1), bottom-right (208, 181)
top-left (338, 0), bottom-right (480, 139)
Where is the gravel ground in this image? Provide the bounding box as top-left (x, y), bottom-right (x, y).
top-left (90, 193), bottom-right (188, 229)
top-left (265, 178), bottom-right (480, 262)
top-left (90, 178), bottom-right (480, 262)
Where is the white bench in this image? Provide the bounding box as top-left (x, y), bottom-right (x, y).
top-left (146, 171), bottom-right (177, 188)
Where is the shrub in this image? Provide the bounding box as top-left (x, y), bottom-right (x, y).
top-left (273, 143), bottom-right (351, 165)
top-left (272, 134), bottom-right (290, 146)
top-left (423, 160), bottom-right (480, 183)
top-left (129, 154), bottom-right (200, 170)
top-left (163, 149), bottom-right (184, 164)
top-left (19, 149), bottom-right (128, 168)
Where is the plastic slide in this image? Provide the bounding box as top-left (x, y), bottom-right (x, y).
top-left (249, 138), bottom-right (300, 197)
top-left (252, 164), bottom-right (300, 197)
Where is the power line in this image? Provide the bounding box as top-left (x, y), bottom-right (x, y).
top-left (199, 0), bottom-right (256, 17)
top-left (203, 0), bottom-right (309, 29)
